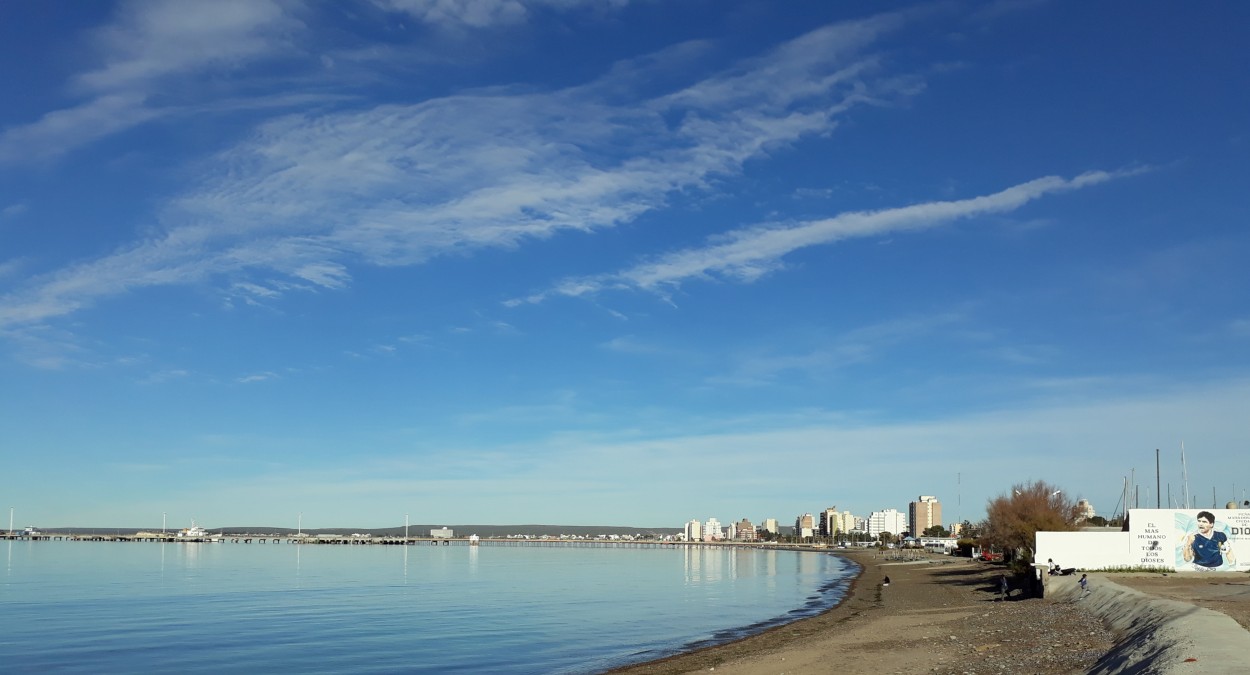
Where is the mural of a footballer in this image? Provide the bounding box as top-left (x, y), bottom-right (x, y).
top-left (1181, 510), bottom-right (1236, 570)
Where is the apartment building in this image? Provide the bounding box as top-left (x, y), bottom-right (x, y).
top-left (909, 495), bottom-right (942, 537)
top-left (866, 508), bottom-right (907, 537)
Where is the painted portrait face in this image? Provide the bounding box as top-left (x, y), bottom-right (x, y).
top-left (1197, 516), bottom-right (1213, 533)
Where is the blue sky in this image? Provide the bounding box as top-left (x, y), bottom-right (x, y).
top-left (2, 1), bottom-right (1248, 530)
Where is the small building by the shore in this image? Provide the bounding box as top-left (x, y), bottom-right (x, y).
top-left (920, 536), bottom-right (959, 554)
top-left (431, 527), bottom-right (454, 539)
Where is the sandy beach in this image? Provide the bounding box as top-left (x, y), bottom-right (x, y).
top-left (608, 550), bottom-right (1250, 675)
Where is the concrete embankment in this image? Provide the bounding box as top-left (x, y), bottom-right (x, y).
top-left (1048, 574), bottom-right (1250, 674)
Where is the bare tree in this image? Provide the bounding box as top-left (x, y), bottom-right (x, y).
top-left (982, 480), bottom-right (1083, 564)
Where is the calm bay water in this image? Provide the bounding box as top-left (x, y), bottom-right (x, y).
top-left (1, 540), bottom-right (855, 674)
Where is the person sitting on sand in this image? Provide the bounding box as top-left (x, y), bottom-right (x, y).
top-left (882, 576), bottom-right (890, 587)
top-left (1048, 558), bottom-right (1061, 575)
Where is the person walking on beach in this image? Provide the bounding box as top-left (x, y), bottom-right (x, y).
top-left (1078, 574), bottom-right (1090, 599)
top-left (998, 573), bottom-right (1009, 601)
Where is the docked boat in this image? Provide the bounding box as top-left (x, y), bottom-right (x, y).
top-left (176, 521), bottom-right (209, 539)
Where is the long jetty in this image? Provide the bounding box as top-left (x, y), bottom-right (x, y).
top-left (1, 531), bottom-right (833, 551)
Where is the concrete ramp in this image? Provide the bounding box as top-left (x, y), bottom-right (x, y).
top-left (1048, 575), bottom-right (1250, 674)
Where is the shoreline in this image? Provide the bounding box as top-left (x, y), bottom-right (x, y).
top-left (607, 550), bottom-right (1120, 675)
top-left (610, 551), bottom-right (1250, 675)
top-left (605, 549), bottom-right (887, 674)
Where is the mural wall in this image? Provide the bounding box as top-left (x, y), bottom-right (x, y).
top-left (1129, 509), bottom-right (1250, 571)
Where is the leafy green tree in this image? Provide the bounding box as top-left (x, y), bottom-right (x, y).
top-left (879, 531), bottom-right (894, 545)
top-left (1087, 515), bottom-right (1108, 527)
top-left (982, 480), bottom-right (1083, 564)
top-left (922, 525), bottom-right (950, 537)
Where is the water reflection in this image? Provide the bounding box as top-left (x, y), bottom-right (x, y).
top-left (683, 545), bottom-right (737, 583)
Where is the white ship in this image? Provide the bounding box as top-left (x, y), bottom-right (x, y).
top-left (176, 521), bottom-right (209, 539)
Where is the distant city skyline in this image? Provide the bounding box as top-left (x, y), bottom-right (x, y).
top-left (682, 494), bottom-right (982, 543)
top-left (3, 2), bottom-right (1248, 528)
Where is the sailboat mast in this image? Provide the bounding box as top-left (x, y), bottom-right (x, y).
top-left (1156, 448), bottom-right (1161, 509)
top-left (1125, 475), bottom-right (1135, 522)
top-left (1181, 442), bottom-right (1190, 509)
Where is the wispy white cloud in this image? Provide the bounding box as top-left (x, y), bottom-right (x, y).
top-left (711, 311), bottom-right (966, 386)
top-left (0, 94), bottom-right (161, 164)
top-left (0, 258), bottom-right (23, 281)
top-left (378, 0), bottom-right (628, 29)
top-left (969, 0), bottom-right (1051, 24)
top-left (237, 371), bottom-right (279, 384)
top-left (73, 0), bottom-right (299, 94)
top-left (513, 170), bottom-right (1139, 304)
top-left (139, 368), bottom-right (191, 385)
top-left (989, 344), bottom-right (1059, 366)
top-left (0, 12), bottom-right (915, 330)
top-left (600, 335), bottom-right (674, 355)
top-left (1, 324), bottom-right (100, 370)
top-left (0, 0), bottom-right (300, 164)
top-left (2, 203), bottom-right (28, 219)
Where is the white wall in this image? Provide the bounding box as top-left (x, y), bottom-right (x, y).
top-left (1035, 531), bottom-right (1130, 571)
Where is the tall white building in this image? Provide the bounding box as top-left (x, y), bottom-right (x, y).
top-left (704, 518), bottom-right (723, 541)
top-left (1076, 499), bottom-right (1096, 521)
top-left (685, 519), bottom-right (703, 542)
top-left (726, 521), bottom-right (738, 541)
top-left (762, 518), bottom-right (779, 535)
top-left (867, 509), bottom-right (907, 537)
